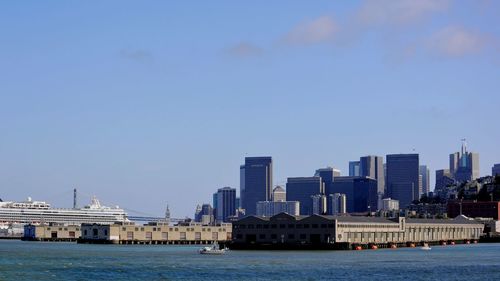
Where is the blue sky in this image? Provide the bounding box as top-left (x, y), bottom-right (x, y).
top-left (1, 0), bottom-right (499, 218)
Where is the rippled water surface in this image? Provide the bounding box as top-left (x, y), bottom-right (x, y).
top-left (1, 240), bottom-right (500, 280)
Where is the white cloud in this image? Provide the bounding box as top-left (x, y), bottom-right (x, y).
top-left (226, 42), bottom-right (263, 57)
top-left (356, 0), bottom-right (450, 25)
top-left (427, 26), bottom-right (486, 57)
top-left (283, 16), bottom-right (338, 45)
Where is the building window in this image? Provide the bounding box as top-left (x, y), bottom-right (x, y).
top-left (162, 232), bottom-right (168, 240)
top-left (127, 232), bottom-right (134, 240)
top-left (288, 234), bottom-right (295, 239)
top-left (321, 224), bottom-right (327, 229)
top-left (248, 225), bottom-right (255, 229)
top-left (263, 225), bottom-right (269, 229)
top-left (296, 224), bottom-right (303, 229)
top-left (312, 224), bottom-right (319, 229)
top-left (146, 232), bottom-right (152, 240)
top-left (271, 224), bottom-right (277, 229)
top-left (288, 224), bottom-right (295, 228)
top-left (328, 224), bottom-right (334, 228)
top-left (279, 224), bottom-right (286, 229)
top-left (180, 232), bottom-right (187, 240)
top-left (195, 232), bottom-right (201, 240)
top-left (92, 229), bottom-right (98, 237)
top-left (212, 232), bottom-right (218, 240)
top-left (256, 224), bottom-right (262, 229)
top-left (271, 234), bottom-right (277, 239)
top-left (104, 229), bottom-right (108, 236)
top-left (300, 234), bottom-right (306, 240)
top-left (259, 234), bottom-right (266, 239)
top-left (304, 224), bottom-right (310, 229)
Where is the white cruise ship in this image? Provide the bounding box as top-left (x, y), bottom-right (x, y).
top-left (0, 196), bottom-right (129, 226)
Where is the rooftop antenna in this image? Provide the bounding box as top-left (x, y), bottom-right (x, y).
top-left (461, 138), bottom-right (467, 154)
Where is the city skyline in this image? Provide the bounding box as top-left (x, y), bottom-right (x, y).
top-left (1, 1), bottom-right (499, 218)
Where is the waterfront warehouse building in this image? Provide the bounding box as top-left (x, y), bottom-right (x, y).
top-left (386, 154), bottom-right (420, 208)
top-left (231, 213), bottom-right (483, 249)
top-left (23, 224), bottom-right (81, 242)
top-left (241, 157), bottom-right (273, 216)
top-left (79, 222), bottom-right (232, 244)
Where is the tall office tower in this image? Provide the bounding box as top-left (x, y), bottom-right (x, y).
top-left (328, 193), bottom-right (347, 215)
top-left (449, 152), bottom-right (460, 176)
top-left (386, 154), bottom-right (419, 208)
top-left (349, 161), bottom-right (360, 177)
top-left (434, 169), bottom-right (455, 195)
top-left (418, 175), bottom-right (423, 197)
top-left (212, 192), bottom-right (218, 218)
top-left (256, 201), bottom-right (300, 217)
top-left (239, 165), bottom-right (245, 211)
top-left (216, 187), bottom-right (236, 223)
top-left (326, 176), bottom-right (377, 213)
top-left (315, 167), bottom-right (338, 197)
top-left (450, 140), bottom-right (480, 182)
top-left (272, 186), bottom-right (286, 202)
top-left (194, 205), bottom-right (202, 222)
top-left (419, 165), bottom-right (430, 195)
top-left (241, 157), bottom-right (273, 215)
top-left (286, 177), bottom-right (324, 215)
top-left (359, 156), bottom-right (385, 195)
top-left (195, 204), bottom-right (215, 225)
top-left (236, 197), bottom-right (241, 209)
top-left (311, 194), bottom-right (327, 215)
top-left (493, 164), bottom-right (500, 177)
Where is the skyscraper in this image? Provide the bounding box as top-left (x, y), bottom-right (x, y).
top-left (493, 164), bottom-right (500, 177)
top-left (256, 201), bottom-right (300, 217)
top-left (216, 187), bottom-right (236, 223)
top-left (386, 154), bottom-right (419, 208)
top-left (349, 161), bottom-right (360, 177)
top-left (241, 157), bottom-right (273, 216)
top-left (419, 165), bottom-right (430, 195)
top-left (311, 194), bottom-right (327, 215)
top-left (286, 177), bottom-right (324, 215)
top-left (359, 156), bottom-right (385, 195)
top-left (450, 140), bottom-right (480, 182)
top-left (314, 167), bottom-right (339, 198)
top-left (328, 193), bottom-right (346, 215)
top-left (326, 176), bottom-right (377, 213)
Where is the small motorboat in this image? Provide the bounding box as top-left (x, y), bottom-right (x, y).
top-left (421, 243), bottom-right (431, 251)
top-left (199, 242), bottom-right (226, 255)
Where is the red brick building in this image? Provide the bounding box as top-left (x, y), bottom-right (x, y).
top-left (447, 201), bottom-right (500, 220)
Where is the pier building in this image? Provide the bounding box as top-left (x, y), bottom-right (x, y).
top-left (79, 222), bottom-right (232, 244)
top-left (23, 224), bottom-right (80, 242)
top-left (231, 213), bottom-right (483, 249)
